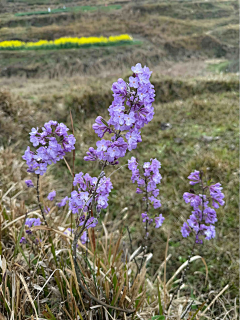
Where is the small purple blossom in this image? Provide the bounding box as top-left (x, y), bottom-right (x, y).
top-left (155, 214), bottom-right (165, 228)
top-left (25, 218), bottom-right (41, 234)
top-left (81, 231), bottom-right (88, 245)
top-left (141, 212), bottom-right (153, 224)
top-left (188, 170), bottom-right (201, 185)
top-left (25, 218), bottom-right (41, 228)
top-left (47, 190), bottom-right (56, 201)
top-left (20, 237), bottom-right (27, 244)
top-left (57, 196), bottom-right (69, 207)
top-left (25, 179), bottom-right (34, 188)
top-left (130, 157), bottom-right (164, 235)
top-left (44, 207), bottom-right (50, 214)
top-left (181, 222), bottom-right (191, 238)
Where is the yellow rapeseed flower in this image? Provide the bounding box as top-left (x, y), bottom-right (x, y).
top-left (0, 35), bottom-right (133, 50)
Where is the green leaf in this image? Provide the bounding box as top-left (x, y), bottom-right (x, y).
top-left (207, 179), bottom-right (212, 186)
top-left (157, 284), bottom-right (163, 315)
top-left (189, 301), bottom-right (206, 320)
top-left (151, 316), bottom-right (165, 320)
top-left (14, 214), bottom-right (27, 258)
top-left (100, 118), bottom-right (109, 127)
top-left (44, 304), bottom-right (57, 320)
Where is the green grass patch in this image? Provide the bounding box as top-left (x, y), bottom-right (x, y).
top-left (208, 59), bottom-right (239, 73)
top-left (14, 4), bottom-right (122, 17)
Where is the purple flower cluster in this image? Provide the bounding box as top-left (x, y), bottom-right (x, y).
top-left (141, 212), bottom-right (165, 229)
top-left (69, 172), bottom-right (113, 214)
top-left (25, 217), bottom-right (41, 234)
top-left (20, 218), bottom-right (42, 244)
top-left (79, 216), bottom-right (98, 229)
top-left (22, 120), bottom-right (76, 175)
top-left (181, 171), bottom-right (225, 243)
top-left (128, 157), bottom-right (162, 209)
top-left (128, 157), bottom-right (164, 231)
top-left (25, 217), bottom-right (41, 228)
top-left (84, 63), bottom-right (155, 165)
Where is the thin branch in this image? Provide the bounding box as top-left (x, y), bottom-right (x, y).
top-left (36, 174), bottom-right (48, 227)
top-left (126, 226), bottom-right (140, 275)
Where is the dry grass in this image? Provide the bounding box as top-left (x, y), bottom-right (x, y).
top-left (1, 177), bottom-right (238, 319)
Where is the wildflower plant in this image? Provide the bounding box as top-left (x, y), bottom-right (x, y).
top-left (182, 170), bottom-right (225, 243)
top-left (19, 63), bottom-right (225, 317)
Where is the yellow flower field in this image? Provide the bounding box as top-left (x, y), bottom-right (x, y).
top-left (0, 34), bottom-right (133, 50)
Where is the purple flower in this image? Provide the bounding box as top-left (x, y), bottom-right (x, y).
top-left (25, 218), bottom-right (41, 228)
top-left (47, 190), bottom-right (56, 201)
top-left (204, 225), bottom-right (216, 240)
top-left (44, 207), bottom-right (50, 214)
top-left (69, 173), bottom-right (113, 214)
top-left (25, 179), bottom-right (34, 188)
top-left (92, 116), bottom-right (112, 138)
top-left (187, 214), bottom-right (200, 233)
top-left (209, 183), bottom-right (225, 208)
top-left (96, 139), bottom-right (110, 152)
top-left (183, 193), bottom-right (202, 209)
top-left (204, 206), bottom-right (217, 224)
top-left (181, 222), bottom-right (191, 238)
top-left (124, 112), bottom-right (135, 127)
top-left (131, 63), bottom-right (143, 74)
top-left (20, 237), bottom-right (27, 244)
top-left (81, 231), bottom-right (88, 245)
top-left (188, 170), bottom-right (201, 185)
top-left (84, 217), bottom-right (98, 229)
top-left (29, 127), bottom-right (40, 147)
top-left (57, 196), bottom-right (69, 207)
top-left (23, 121), bottom-right (76, 176)
top-left (129, 76), bottom-right (139, 88)
top-left (126, 129), bottom-right (142, 151)
top-left (149, 196), bottom-right (161, 209)
top-left (129, 157), bottom-right (162, 213)
top-left (155, 214), bottom-right (165, 228)
top-left (112, 78), bottom-right (127, 95)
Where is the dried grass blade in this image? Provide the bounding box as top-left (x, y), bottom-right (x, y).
top-left (18, 273), bottom-right (38, 320)
top-left (112, 234), bottom-right (122, 265)
top-left (166, 255), bottom-right (207, 289)
top-left (68, 250), bottom-right (86, 315)
top-left (200, 284), bottom-right (229, 316)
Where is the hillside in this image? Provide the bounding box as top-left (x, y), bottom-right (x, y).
top-left (0, 0), bottom-right (239, 319)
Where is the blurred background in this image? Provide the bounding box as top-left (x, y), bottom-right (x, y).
top-left (0, 0), bottom-right (239, 315)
